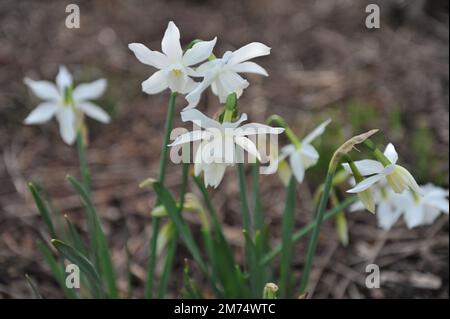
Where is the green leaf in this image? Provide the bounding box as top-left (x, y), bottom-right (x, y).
top-left (158, 162), bottom-right (189, 298)
top-left (279, 176), bottom-right (297, 298)
top-left (64, 215), bottom-right (88, 256)
top-left (145, 92), bottom-right (177, 298)
top-left (192, 175), bottom-right (244, 297)
top-left (152, 182), bottom-right (205, 269)
top-left (299, 171), bottom-right (334, 294)
top-left (51, 239), bottom-right (103, 297)
top-left (25, 274), bottom-right (43, 299)
top-left (37, 241), bottom-right (78, 299)
top-left (67, 175), bottom-right (118, 298)
top-left (28, 182), bottom-right (56, 238)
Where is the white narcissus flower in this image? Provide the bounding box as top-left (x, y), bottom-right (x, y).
top-left (278, 119), bottom-right (331, 183)
top-left (402, 184), bottom-right (449, 229)
top-left (128, 21), bottom-right (216, 95)
top-left (350, 183), bottom-right (448, 230)
top-left (351, 186), bottom-right (408, 230)
top-left (184, 42), bottom-right (271, 109)
top-left (344, 143), bottom-right (422, 195)
top-left (169, 109), bottom-right (283, 188)
top-left (24, 65), bottom-right (109, 145)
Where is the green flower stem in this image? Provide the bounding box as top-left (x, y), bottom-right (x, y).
top-left (223, 93), bottom-right (237, 122)
top-left (344, 154), bottom-right (363, 183)
top-left (158, 92), bottom-right (178, 185)
top-left (266, 115), bottom-right (301, 148)
top-left (363, 139), bottom-right (391, 166)
top-left (76, 131), bottom-right (91, 195)
top-left (157, 162), bottom-right (189, 298)
top-left (145, 91), bottom-right (177, 299)
top-left (252, 162), bottom-right (263, 231)
top-left (279, 176), bottom-right (297, 298)
top-left (237, 163), bottom-right (252, 235)
top-left (299, 169), bottom-right (335, 294)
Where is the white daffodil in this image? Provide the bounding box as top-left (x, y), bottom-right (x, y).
top-left (344, 143), bottom-right (422, 195)
top-left (169, 109), bottom-right (283, 188)
top-left (24, 65), bottom-right (109, 145)
top-left (278, 119), bottom-right (331, 183)
top-left (402, 184), bottom-right (449, 229)
top-left (128, 21), bottom-right (216, 95)
top-left (350, 183), bottom-right (448, 230)
top-left (351, 185), bottom-right (408, 230)
top-left (184, 42), bottom-right (270, 109)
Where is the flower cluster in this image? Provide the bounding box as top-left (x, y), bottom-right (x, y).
top-left (350, 182), bottom-right (448, 230)
top-left (343, 143), bottom-right (448, 229)
top-left (128, 21), bottom-right (281, 188)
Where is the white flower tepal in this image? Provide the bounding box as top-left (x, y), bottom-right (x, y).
top-left (402, 184), bottom-right (449, 228)
top-left (169, 109), bottom-right (283, 188)
top-left (351, 183), bottom-right (448, 230)
top-left (279, 119), bottom-right (331, 183)
top-left (343, 143), bottom-right (422, 195)
top-left (24, 65), bottom-right (110, 145)
top-left (184, 42), bottom-right (271, 109)
top-left (128, 21), bottom-right (217, 95)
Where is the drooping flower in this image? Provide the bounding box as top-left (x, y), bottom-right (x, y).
top-left (184, 42), bottom-right (271, 109)
top-left (24, 65), bottom-right (110, 145)
top-left (350, 183), bottom-right (448, 230)
top-left (344, 143), bottom-right (422, 195)
top-left (402, 184), bottom-right (449, 229)
top-left (169, 109), bottom-right (283, 187)
top-left (350, 185), bottom-right (407, 230)
top-left (278, 119), bottom-right (331, 183)
top-left (128, 21), bottom-right (217, 95)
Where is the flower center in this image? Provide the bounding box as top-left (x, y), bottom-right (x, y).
top-left (171, 69), bottom-right (183, 77)
top-left (63, 85), bottom-right (74, 107)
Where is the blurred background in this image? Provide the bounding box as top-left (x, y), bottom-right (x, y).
top-left (0, 0), bottom-right (448, 298)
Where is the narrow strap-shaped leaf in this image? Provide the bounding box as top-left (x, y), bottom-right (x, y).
top-left (64, 215), bottom-right (88, 256)
top-left (158, 162), bottom-right (189, 298)
top-left (243, 229), bottom-right (260, 297)
top-left (152, 182), bottom-right (205, 270)
top-left (192, 175), bottom-right (244, 296)
top-left (28, 182), bottom-right (56, 238)
top-left (152, 181), bottom-right (222, 295)
top-left (145, 92), bottom-right (177, 298)
top-left (76, 131), bottom-right (91, 194)
top-left (252, 162), bottom-right (269, 290)
top-left (252, 163), bottom-right (263, 231)
top-left (25, 274), bottom-right (44, 299)
top-left (37, 241), bottom-right (78, 299)
top-left (299, 171), bottom-right (335, 294)
top-left (279, 176), bottom-right (297, 298)
top-left (67, 175), bottom-right (118, 298)
top-left (192, 176), bottom-right (236, 264)
top-left (145, 218), bottom-right (161, 298)
top-left (51, 239), bottom-right (104, 297)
